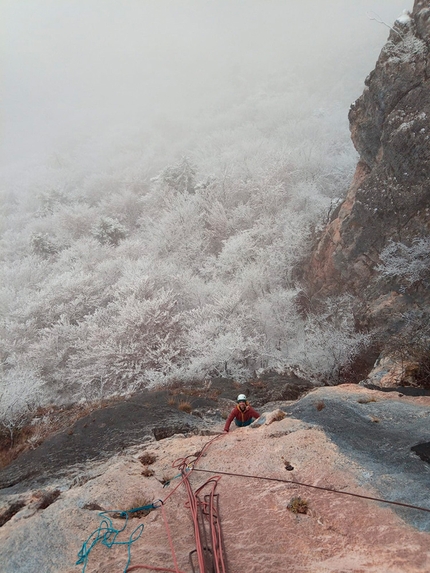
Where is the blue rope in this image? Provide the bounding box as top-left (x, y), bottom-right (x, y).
top-left (162, 471), bottom-right (183, 488)
top-left (76, 502), bottom-right (161, 573)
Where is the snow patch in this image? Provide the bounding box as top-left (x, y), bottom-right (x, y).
top-left (396, 11), bottom-right (412, 25)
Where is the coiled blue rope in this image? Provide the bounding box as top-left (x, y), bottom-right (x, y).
top-left (76, 501), bottom-right (162, 573)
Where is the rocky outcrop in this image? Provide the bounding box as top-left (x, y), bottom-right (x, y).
top-left (303, 1), bottom-right (430, 383)
top-left (1, 386), bottom-right (429, 573)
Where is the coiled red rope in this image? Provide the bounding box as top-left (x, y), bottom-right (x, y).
top-left (128, 434), bottom-right (227, 573)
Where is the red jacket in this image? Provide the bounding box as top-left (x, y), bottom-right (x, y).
top-left (224, 404), bottom-right (260, 432)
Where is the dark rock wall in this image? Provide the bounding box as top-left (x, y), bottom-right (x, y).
top-left (304, 1), bottom-right (430, 338)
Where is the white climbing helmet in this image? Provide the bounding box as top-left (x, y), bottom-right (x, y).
top-left (237, 394), bottom-right (247, 402)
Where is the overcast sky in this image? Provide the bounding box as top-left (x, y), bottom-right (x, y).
top-left (1, 0), bottom-right (410, 169)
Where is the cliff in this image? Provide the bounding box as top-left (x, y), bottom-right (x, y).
top-left (1, 385), bottom-right (429, 572)
top-left (303, 0), bottom-right (430, 384)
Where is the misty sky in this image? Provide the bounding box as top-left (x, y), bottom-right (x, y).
top-left (1, 0), bottom-right (410, 169)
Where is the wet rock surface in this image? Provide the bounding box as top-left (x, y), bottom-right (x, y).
top-left (286, 385), bottom-right (430, 530)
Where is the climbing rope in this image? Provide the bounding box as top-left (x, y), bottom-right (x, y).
top-left (76, 508), bottom-right (146, 573)
top-left (128, 434), bottom-right (227, 573)
top-left (78, 430), bottom-right (430, 572)
top-left (192, 467), bottom-right (430, 514)
top-left (76, 434), bottom-right (224, 573)
top-left (188, 477), bottom-right (228, 573)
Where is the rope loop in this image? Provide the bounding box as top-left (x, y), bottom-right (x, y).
top-left (76, 510), bottom-right (144, 573)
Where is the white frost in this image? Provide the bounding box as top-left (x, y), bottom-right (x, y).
top-left (396, 11), bottom-right (412, 24)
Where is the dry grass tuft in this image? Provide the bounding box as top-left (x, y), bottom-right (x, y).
top-left (141, 467), bottom-right (155, 477)
top-left (112, 495), bottom-right (153, 519)
top-left (138, 452), bottom-right (157, 465)
top-left (126, 495), bottom-right (153, 518)
top-left (315, 400), bottom-right (325, 411)
top-left (178, 401), bottom-right (192, 413)
top-left (287, 496), bottom-right (309, 514)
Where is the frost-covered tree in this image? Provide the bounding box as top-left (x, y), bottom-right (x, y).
top-left (92, 216), bottom-right (127, 246)
top-left (377, 238), bottom-right (430, 286)
top-left (30, 233), bottom-right (59, 258)
top-left (0, 367), bottom-right (43, 447)
top-left (295, 296), bottom-right (372, 384)
top-left (154, 156), bottom-right (196, 194)
top-left (65, 288), bottom-right (185, 396)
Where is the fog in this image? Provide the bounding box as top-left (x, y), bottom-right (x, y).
top-left (1, 0), bottom-right (409, 170)
top-left (1, 0), bottom-right (416, 407)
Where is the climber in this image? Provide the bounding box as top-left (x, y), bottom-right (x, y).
top-left (223, 394), bottom-right (260, 432)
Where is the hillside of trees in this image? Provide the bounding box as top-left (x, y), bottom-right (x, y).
top-left (0, 82), bottom-right (375, 424)
top-left (1, 1), bottom-right (409, 434)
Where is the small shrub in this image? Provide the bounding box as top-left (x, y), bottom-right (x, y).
top-left (127, 496), bottom-right (153, 519)
top-left (315, 401), bottom-right (325, 411)
top-left (178, 401), bottom-right (192, 413)
top-left (138, 452), bottom-right (157, 465)
top-left (92, 216), bottom-right (126, 246)
top-left (287, 496), bottom-right (308, 514)
top-left (141, 468), bottom-right (155, 477)
top-left (167, 397), bottom-right (177, 407)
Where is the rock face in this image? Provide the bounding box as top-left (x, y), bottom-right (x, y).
top-left (0, 376), bottom-right (315, 491)
top-left (304, 0), bottom-right (430, 367)
top-left (1, 386), bottom-right (429, 573)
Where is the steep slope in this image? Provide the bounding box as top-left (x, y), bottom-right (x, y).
top-left (0, 386), bottom-right (429, 573)
top-left (303, 0), bottom-right (430, 383)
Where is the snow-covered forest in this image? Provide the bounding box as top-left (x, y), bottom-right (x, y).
top-left (1, 1), bottom-right (409, 421)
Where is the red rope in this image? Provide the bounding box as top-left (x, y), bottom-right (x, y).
top-left (127, 566), bottom-right (186, 572)
top-left (192, 467), bottom-right (430, 514)
top-left (194, 477), bottom-right (227, 573)
top-left (127, 434), bottom-right (226, 573)
top-left (174, 434), bottom-right (227, 573)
